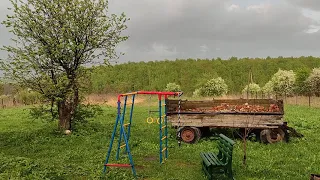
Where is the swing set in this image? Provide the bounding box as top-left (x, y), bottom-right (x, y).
top-left (103, 91), bottom-right (183, 177)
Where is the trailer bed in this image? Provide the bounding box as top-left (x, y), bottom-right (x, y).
top-left (166, 99), bottom-right (284, 129)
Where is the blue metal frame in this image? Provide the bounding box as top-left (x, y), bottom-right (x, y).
top-left (104, 91), bottom-right (182, 177)
top-left (103, 101), bottom-right (121, 173)
top-left (116, 96), bottom-right (128, 160)
top-left (128, 94), bottom-right (135, 140)
top-left (103, 95), bottom-right (136, 177)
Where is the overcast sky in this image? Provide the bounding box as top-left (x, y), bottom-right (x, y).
top-left (1, 0), bottom-right (320, 63)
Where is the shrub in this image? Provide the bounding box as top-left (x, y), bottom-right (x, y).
top-left (242, 83), bottom-right (261, 96)
top-left (16, 89), bottom-right (41, 105)
top-left (262, 81), bottom-right (274, 95)
top-left (270, 69), bottom-right (296, 96)
top-left (192, 88), bottom-right (202, 97)
top-left (294, 68), bottom-right (311, 96)
top-left (165, 83), bottom-right (181, 92)
top-left (306, 67), bottom-right (320, 96)
top-left (197, 77), bottom-right (228, 97)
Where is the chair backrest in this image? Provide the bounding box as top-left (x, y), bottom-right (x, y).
top-left (217, 134), bottom-right (235, 164)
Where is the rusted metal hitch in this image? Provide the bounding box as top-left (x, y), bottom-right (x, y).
top-left (281, 122), bottom-right (304, 142)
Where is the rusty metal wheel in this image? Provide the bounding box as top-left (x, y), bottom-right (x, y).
top-left (179, 127), bottom-right (200, 144)
top-left (260, 128), bottom-right (285, 144)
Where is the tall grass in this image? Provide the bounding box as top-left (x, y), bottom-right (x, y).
top-left (0, 104), bottom-right (319, 179)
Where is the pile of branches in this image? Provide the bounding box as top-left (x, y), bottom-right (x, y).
top-left (183, 103), bottom-right (280, 113)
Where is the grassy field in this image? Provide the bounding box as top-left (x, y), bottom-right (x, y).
top-left (0, 104), bottom-right (320, 180)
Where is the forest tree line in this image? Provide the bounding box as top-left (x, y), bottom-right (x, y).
top-left (89, 56), bottom-right (320, 96)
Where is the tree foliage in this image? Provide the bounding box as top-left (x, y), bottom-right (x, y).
top-left (1, 0), bottom-right (128, 130)
top-left (88, 56), bottom-right (320, 95)
top-left (165, 82), bottom-right (181, 92)
top-left (306, 67), bottom-right (320, 96)
top-left (270, 69), bottom-right (296, 96)
top-left (262, 81), bottom-right (274, 95)
top-left (295, 68), bottom-right (311, 96)
top-left (242, 83), bottom-right (261, 96)
top-left (196, 77), bottom-right (228, 97)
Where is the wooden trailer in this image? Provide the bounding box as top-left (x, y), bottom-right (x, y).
top-left (166, 99), bottom-right (287, 144)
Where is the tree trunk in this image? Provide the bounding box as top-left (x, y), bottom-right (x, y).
top-left (58, 100), bottom-right (72, 130)
top-left (309, 95), bottom-right (311, 107)
top-left (57, 84), bottom-right (80, 131)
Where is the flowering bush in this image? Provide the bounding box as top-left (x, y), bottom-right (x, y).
top-left (270, 69), bottom-right (296, 96)
top-left (306, 68), bottom-right (320, 96)
top-left (196, 77), bottom-right (228, 97)
top-left (192, 88), bottom-right (202, 97)
top-left (262, 81), bottom-right (274, 94)
top-left (242, 83), bottom-right (261, 96)
top-left (165, 82), bottom-right (181, 92)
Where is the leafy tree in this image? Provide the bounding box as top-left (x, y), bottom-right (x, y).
top-left (192, 88), bottom-right (202, 97)
top-left (242, 83), bottom-right (261, 97)
top-left (165, 82), bottom-right (181, 92)
top-left (1, 0), bottom-right (128, 130)
top-left (306, 67), bottom-right (320, 96)
top-left (88, 56), bottom-right (320, 95)
top-left (198, 77), bottom-right (228, 97)
top-left (294, 68), bottom-right (310, 96)
top-left (262, 81), bottom-right (274, 95)
top-left (270, 69), bottom-right (296, 96)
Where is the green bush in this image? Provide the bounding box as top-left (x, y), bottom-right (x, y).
top-left (270, 69), bottom-right (296, 96)
top-left (16, 89), bottom-right (42, 105)
top-left (164, 82), bottom-right (181, 92)
top-left (197, 77), bottom-right (228, 97)
top-left (306, 67), bottom-right (320, 96)
top-left (242, 83), bottom-right (261, 96)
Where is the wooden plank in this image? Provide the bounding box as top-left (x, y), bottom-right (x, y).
top-left (168, 114), bottom-right (283, 123)
top-left (168, 119), bottom-right (283, 125)
top-left (170, 123), bottom-right (280, 128)
top-left (166, 99), bottom-right (284, 114)
top-left (167, 99), bottom-right (282, 105)
top-left (167, 111), bottom-right (283, 115)
top-left (166, 99), bottom-right (284, 129)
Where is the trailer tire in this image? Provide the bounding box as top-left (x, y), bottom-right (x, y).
top-left (178, 127), bottom-right (200, 144)
top-left (191, 127), bottom-right (202, 139)
top-left (260, 128), bottom-right (285, 144)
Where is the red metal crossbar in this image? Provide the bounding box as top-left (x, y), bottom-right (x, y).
top-left (104, 163), bottom-right (132, 168)
top-left (117, 91), bottom-right (182, 101)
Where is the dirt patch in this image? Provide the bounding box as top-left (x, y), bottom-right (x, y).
top-left (135, 165), bottom-right (145, 169)
top-left (143, 155), bottom-right (157, 161)
top-left (84, 93), bottom-right (147, 107)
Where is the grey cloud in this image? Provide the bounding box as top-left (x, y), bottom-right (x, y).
top-left (1, 1), bottom-right (320, 63)
top-left (289, 0), bottom-right (320, 11)
top-left (108, 0), bottom-right (320, 61)
top-left (0, 1), bottom-right (14, 60)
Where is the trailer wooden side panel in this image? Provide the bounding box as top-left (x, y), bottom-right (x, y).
top-left (166, 99), bottom-right (284, 114)
top-left (165, 99), bottom-right (284, 129)
top-left (168, 114), bottom-right (283, 129)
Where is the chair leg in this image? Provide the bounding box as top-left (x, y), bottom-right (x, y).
top-left (227, 166), bottom-right (234, 180)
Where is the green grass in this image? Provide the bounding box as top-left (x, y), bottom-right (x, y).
top-left (0, 105), bottom-right (320, 179)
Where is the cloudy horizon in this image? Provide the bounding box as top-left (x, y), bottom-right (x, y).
top-left (1, 0), bottom-right (320, 63)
